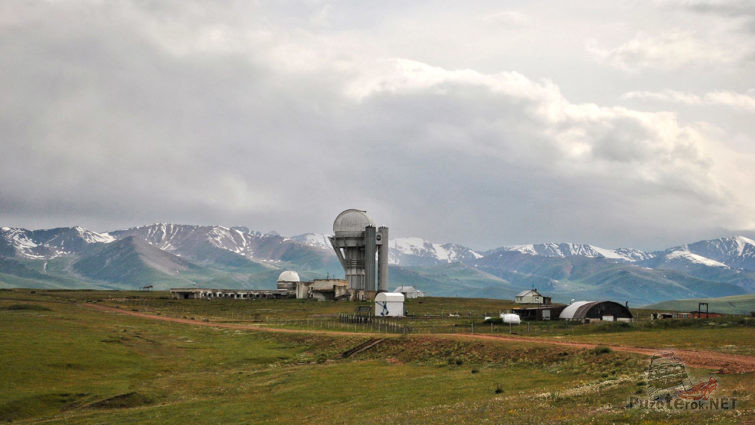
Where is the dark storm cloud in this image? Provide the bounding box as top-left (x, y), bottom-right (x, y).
top-left (0, 1), bottom-right (752, 250)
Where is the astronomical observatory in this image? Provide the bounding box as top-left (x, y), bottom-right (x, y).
top-left (329, 209), bottom-right (389, 299)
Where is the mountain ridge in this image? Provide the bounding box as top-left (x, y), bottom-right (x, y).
top-left (1, 224), bottom-right (753, 304)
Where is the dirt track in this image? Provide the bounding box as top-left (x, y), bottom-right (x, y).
top-left (85, 303), bottom-right (755, 374)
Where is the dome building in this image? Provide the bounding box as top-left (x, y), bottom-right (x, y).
top-left (329, 209), bottom-right (389, 296)
top-left (276, 270), bottom-right (300, 291)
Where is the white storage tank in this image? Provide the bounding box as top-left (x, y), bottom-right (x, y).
top-left (500, 313), bottom-right (521, 324)
top-left (375, 292), bottom-right (405, 317)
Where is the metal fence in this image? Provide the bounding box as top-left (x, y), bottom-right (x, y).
top-left (337, 313), bottom-right (412, 334)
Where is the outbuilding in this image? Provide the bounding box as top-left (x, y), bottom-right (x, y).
top-left (559, 301), bottom-right (633, 322)
top-left (513, 305), bottom-right (565, 321)
top-left (375, 292), bottom-right (405, 317)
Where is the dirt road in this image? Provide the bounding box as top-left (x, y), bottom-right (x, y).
top-left (85, 303), bottom-right (755, 374)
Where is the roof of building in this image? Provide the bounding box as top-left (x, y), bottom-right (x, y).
top-left (516, 289), bottom-right (541, 297)
top-left (333, 209), bottom-right (375, 234)
top-left (394, 286), bottom-right (421, 292)
top-left (559, 300), bottom-right (632, 320)
top-left (559, 301), bottom-right (594, 319)
top-left (277, 270), bottom-right (300, 282)
top-left (375, 292), bottom-right (405, 302)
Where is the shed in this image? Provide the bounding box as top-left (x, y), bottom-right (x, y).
top-left (513, 305), bottom-right (565, 321)
top-left (559, 301), bottom-right (632, 321)
top-left (375, 292), bottom-right (405, 317)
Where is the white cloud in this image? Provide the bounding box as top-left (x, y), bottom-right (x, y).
top-left (587, 30), bottom-right (739, 71)
top-left (622, 89), bottom-right (755, 111)
top-left (480, 11), bottom-right (530, 28)
top-left (346, 59), bottom-right (728, 200)
top-left (0, 0), bottom-right (753, 248)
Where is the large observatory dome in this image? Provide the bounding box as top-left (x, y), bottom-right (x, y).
top-left (277, 270), bottom-right (300, 282)
top-left (333, 209), bottom-right (376, 234)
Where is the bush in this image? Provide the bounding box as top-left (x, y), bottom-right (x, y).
top-left (4, 304), bottom-right (51, 311)
top-left (494, 385), bottom-right (503, 394)
top-left (591, 346), bottom-right (612, 355)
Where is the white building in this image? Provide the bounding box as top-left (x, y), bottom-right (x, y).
top-left (515, 289), bottom-right (547, 304)
top-left (393, 285), bottom-right (425, 299)
top-left (375, 292), bottom-right (405, 317)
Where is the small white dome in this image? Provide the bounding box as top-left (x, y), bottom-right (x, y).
top-left (333, 209), bottom-right (375, 234)
top-left (277, 270), bottom-right (300, 282)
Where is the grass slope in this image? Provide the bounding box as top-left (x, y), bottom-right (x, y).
top-left (643, 294), bottom-right (755, 315)
top-left (0, 290), bottom-right (752, 424)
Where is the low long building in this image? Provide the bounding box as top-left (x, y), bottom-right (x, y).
top-left (296, 279), bottom-right (349, 301)
top-left (170, 288), bottom-right (292, 300)
top-left (512, 305), bottom-right (565, 321)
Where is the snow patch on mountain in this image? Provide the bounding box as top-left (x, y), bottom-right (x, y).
top-left (73, 226), bottom-right (115, 244)
top-left (389, 237), bottom-right (482, 265)
top-left (665, 250), bottom-right (729, 268)
top-left (0, 226), bottom-right (116, 259)
top-left (501, 242), bottom-right (652, 262)
top-left (1, 228), bottom-right (42, 258)
top-left (290, 233), bottom-right (332, 250)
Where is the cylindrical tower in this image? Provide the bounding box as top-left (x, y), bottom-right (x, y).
top-left (377, 226), bottom-right (389, 292)
top-left (329, 209), bottom-right (374, 291)
top-left (365, 226), bottom-right (377, 292)
top-left (328, 209), bottom-right (389, 295)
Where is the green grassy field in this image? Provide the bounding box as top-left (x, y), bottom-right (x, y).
top-left (643, 294), bottom-right (755, 315)
top-left (0, 289), bottom-right (752, 424)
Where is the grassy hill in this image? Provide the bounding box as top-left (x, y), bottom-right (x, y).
top-left (642, 294), bottom-right (755, 315)
top-left (0, 290), bottom-right (751, 424)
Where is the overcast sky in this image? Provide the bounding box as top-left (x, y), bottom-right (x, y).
top-left (1, 0), bottom-right (754, 250)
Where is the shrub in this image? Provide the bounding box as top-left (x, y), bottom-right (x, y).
top-left (591, 346), bottom-right (612, 355)
top-left (4, 304), bottom-right (51, 311)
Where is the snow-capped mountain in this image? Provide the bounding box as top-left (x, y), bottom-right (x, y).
top-left (499, 242), bottom-right (654, 263)
top-left (660, 250), bottom-right (729, 268)
top-left (109, 224), bottom-right (335, 268)
top-left (682, 236), bottom-right (755, 271)
top-left (1, 223), bottom-right (753, 302)
top-left (389, 237), bottom-right (483, 266)
top-left (639, 236), bottom-right (755, 274)
top-left (0, 226), bottom-right (114, 259)
top-left (290, 233), bottom-right (484, 266)
top-left (112, 224), bottom-right (259, 258)
top-left (290, 233), bottom-right (332, 251)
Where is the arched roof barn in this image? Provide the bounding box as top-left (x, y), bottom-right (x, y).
top-left (559, 301), bottom-right (632, 321)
